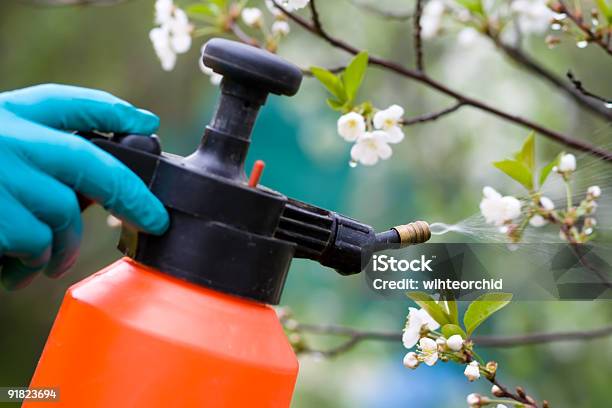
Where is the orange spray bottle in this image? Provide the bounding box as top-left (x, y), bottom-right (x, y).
top-left (26, 39), bottom-right (431, 407)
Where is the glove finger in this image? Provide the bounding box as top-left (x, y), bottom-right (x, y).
top-left (6, 166), bottom-right (82, 279)
top-left (0, 189), bottom-right (52, 289)
top-left (10, 121), bottom-right (169, 235)
top-left (2, 84), bottom-right (159, 135)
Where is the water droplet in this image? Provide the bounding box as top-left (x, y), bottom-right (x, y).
top-left (551, 23), bottom-right (561, 30)
top-left (576, 40), bottom-right (588, 49)
top-left (349, 160), bottom-right (358, 168)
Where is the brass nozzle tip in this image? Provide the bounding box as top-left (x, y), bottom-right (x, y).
top-left (393, 221), bottom-right (431, 246)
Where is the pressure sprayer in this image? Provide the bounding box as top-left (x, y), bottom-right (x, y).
top-left (25, 39), bottom-right (431, 407)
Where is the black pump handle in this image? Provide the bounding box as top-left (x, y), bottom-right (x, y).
top-left (202, 38), bottom-right (303, 96)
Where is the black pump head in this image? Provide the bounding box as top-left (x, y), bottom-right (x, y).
top-left (184, 39), bottom-right (302, 180)
top-left (78, 38), bottom-right (430, 304)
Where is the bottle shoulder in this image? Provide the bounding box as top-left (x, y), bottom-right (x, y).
top-left (65, 258), bottom-right (296, 370)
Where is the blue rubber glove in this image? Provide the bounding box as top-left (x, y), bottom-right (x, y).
top-left (0, 84), bottom-right (169, 289)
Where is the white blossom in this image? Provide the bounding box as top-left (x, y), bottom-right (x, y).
top-left (457, 27), bottom-right (479, 47)
top-left (529, 214), bottom-right (547, 227)
top-left (337, 112), bottom-right (366, 141)
top-left (446, 334), bottom-right (464, 351)
top-left (491, 384), bottom-right (503, 396)
top-left (480, 186), bottom-right (522, 226)
top-left (242, 8), bottom-right (263, 27)
top-left (351, 131), bottom-right (392, 166)
top-left (558, 153), bottom-right (576, 172)
top-left (155, 0), bottom-right (173, 25)
top-left (418, 337), bottom-right (438, 366)
top-left (402, 307), bottom-right (440, 349)
top-left (150, 1), bottom-right (192, 71)
top-left (436, 337), bottom-right (446, 346)
top-left (150, 27), bottom-right (176, 71)
top-left (511, 0), bottom-right (555, 35)
top-left (466, 393), bottom-right (481, 407)
top-left (464, 361), bottom-right (481, 381)
top-left (403, 351), bottom-right (419, 369)
top-left (588, 185), bottom-right (602, 198)
top-left (539, 196), bottom-right (555, 210)
top-left (199, 45), bottom-right (223, 85)
top-left (420, 0), bottom-right (445, 39)
top-left (280, 0), bottom-right (310, 12)
top-left (272, 20), bottom-right (290, 36)
top-left (265, 0), bottom-right (284, 17)
top-left (373, 104), bottom-right (405, 143)
top-left (497, 405), bottom-right (509, 408)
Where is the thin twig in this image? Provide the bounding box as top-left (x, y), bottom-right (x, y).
top-left (488, 37), bottom-right (612, 120)
top-left (567, 70), bottom-right (612, 105)
top-left (556, 1), bottom-right (612, 57)
top-left (401, 102), bottom-right (464, 126)
top-left (413, 0), bottom-right (425, 72)
top-left (348, 0), bottom-right (413, 20)
top-left (228, 20), bottom-right (260, 47)
top-left (271, 0), bottom-right (612, 162)
top-left (294, 322), bottom-right (612, 351)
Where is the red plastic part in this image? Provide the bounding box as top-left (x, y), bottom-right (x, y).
top-left (26, 258), bottom-right (298, 407)
top-left (248, 160), bottom-right (265, 187)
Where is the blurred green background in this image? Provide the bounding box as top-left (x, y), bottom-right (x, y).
top-left (0, 0), bottom-right (611, 407)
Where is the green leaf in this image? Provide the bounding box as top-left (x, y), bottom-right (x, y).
top-left (407, 292), bottom-right (450, 326)
top-left (208, 0), bottom-right (228, 8)
top-left (441, 324), bottom-right (467, 339)
top-left (493, 159), bottom-right (534, 190)
top-left (187, 4), bottom-right (219, 17)
top-left (538, 152), bottom-right (562, 187)
top-left (463, 293), bottom-right (513, 336)
top-left (445, 299), bottom-right (459, 325)
top-left (310, 67), bottom-right (347, 102)
top-left (326, 98), bottom-right (345, 111)
top-left (595, 0), bottom-right (612, 22)
top-left (456, 0), bottom-right (484, 15)
top-left (514, 132), bottom-right (535, 172)
top-left (341, 51), bottom-right (368, 104)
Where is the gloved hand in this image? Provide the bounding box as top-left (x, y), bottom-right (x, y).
top-left (0, 84), bottom-right (169, 289)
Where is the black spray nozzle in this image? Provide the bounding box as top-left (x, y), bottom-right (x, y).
top-left (275, 198), bottom-right (431, 275)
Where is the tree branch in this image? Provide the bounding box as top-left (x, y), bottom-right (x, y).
top-left (292, 322), bottom-right (612, 353)
top-left (272, 0), bottom-right (612, 162)
top-left (488, 36), bottom-right (612, 120)
top-left (567, 70), bottom-right (612, 105)
top-left (401, 102), bottom-right (464, 126)
top-left (556, 1), bottom-right (612, 57)
top-left (413, 0), bottom-right (425, 72)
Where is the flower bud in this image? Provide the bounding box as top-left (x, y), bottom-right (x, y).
top-left (516, 386), bottom-right (527, 399)
top-left (466, 393), bottom-right (481, 406)
top-left (464, 361), bottom-right (481, 381)
top-left (558, 153), bottom-right (576, 172)
top-left (587, 185), bottom-right (602, 198)
top-left (446, 334), bottom-right (464, 351)
top-left (486, 361), bottom-right (498, 375)
top-left (491, 384), bottom-right (504, 397)
top-left (403, 352), bottom-right (419, 369)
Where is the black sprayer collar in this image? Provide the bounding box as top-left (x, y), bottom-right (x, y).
top-left (78, 39), bottom-right (430, 304)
